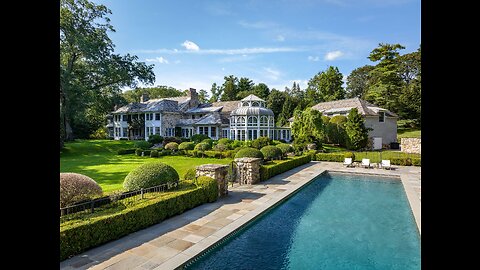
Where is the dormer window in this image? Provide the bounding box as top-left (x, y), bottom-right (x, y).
top-left (252, 101), bottom-right (259, 107)
top-left (379, 111), bottom-right (385, 122)
top-left (242, 102), bottom-right (249, 107)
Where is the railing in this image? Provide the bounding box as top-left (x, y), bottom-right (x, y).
top-left (60, 181), bottom-right (179, 217)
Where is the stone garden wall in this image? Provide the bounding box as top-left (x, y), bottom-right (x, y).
top-left (401, 138), bottom-right (421, 154)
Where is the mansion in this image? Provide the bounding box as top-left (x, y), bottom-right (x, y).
top-left (107, 88), bottom-right (292, 142)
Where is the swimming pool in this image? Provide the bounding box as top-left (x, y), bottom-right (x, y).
top-left (184, 172), bottom-right (420, 269)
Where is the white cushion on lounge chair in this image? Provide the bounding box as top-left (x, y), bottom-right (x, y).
top-left (343, 158), bottom-right (353, 167)
top-left (361, 158), bottom-right (371, 168)
top-left (381, 160), bottom-right (391, 169)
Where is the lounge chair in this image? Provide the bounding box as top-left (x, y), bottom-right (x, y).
top-left (381, 160), bottom-right (391, 170)
top-left (361, 158), bottom-right (371, 168)
top-left (343, 158), bottom-right (353, 167)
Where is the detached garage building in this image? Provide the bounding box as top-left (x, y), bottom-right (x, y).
top-left (311, 97), bottom-right (398, 148)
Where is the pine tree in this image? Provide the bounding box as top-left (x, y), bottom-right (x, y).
top-left (344, 108), bottom-right (370, 150)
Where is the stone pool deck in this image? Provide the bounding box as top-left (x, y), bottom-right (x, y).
top-left (60, 161), bottom-right (421, 270)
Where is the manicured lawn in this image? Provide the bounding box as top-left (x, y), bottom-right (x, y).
top-left (397, 128), bottom-right (421, 139)
top-left (61, 140), bottom-right (232, 193)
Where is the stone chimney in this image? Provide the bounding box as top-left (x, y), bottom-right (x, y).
top-left (140, 93), bottom-right (149, 103)
top-left (188, 88), bottom-right (199, 107)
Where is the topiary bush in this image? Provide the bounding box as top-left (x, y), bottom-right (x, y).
top-left (135, 148), bottom-right (143, 156)
top-left (147, 134), bottom-right (163, 145)
top-left (260, 146), bottom-right (282, 160)
top-left (134, 140), bottom-right (152, 150)
top-left (252, 137), bottom-right (272, 149)
top-left (163, 137), bottom-right (183, 145)
top-left (195, 142), bottom-right (211, 151)
top-left (183, 168), bottom-right (197, 181)
top-left (344, 152), bottom-right (355, 160)
top-left (60, 173), bottom-right (103, 208)
top-left (150, 150), bottom-right (159, 158)
top-left (231, 140), bottom-right (244, 149)
top-left (164, 142), bottom-right (179, 151)
top-left (218, 138), bottom-right (232, 146)
top-left (234, 147), bottom-right (264, 159)
top-left (277, 143), bottom-right (294, 156)
top-left (191, 134), bottom-right (210, 144)
top-left (213, 143), bottom-right (227, 152)
top-left (201, 138), bottom-right (214, 148)
top-left (123, 162), bottom-right (179, 191)
top-left (178, 142), bottom-right (195, 151)
top-left (117, 148), bottom-right (136, 155)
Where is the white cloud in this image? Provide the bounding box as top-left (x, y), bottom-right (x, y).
top-left (181, 40), bottom-right (200, 51)
top-left (276, 35), bottom-right (285, 42)
top-left (174, 60), bottom-right (181, 64)
top-left (308, 56), bottom-right (320, 62)
top-left (238, 20), bottom-right (278, 29)
top-left (324, 50), bottom-right (344, 61)
top-left (145, 56), bottom-right (169, 64)
top-left (263, 67), bottom-right (281, 81)
top-left (136, 47), bottom-right (301, 55)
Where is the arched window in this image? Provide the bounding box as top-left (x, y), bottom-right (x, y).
top-left (248, 116), bottom-right (258, 126)
top-left (260, 116), bottom-right (268, 126)
top-left (242, 102), bottom-right (249, 107)
top-left (238, 116), bottom-right (246, 125)
top-left (269, 117), bottom-right (274, 126)
top-left (252, 101), bottom-right (259, 107)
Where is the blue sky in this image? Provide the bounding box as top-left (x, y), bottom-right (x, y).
top-left (94, 0), bottom-right (420, 94)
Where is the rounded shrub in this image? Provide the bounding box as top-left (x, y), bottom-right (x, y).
top-left (123, 162), bottom-right (179, 191)
top-left (163, 137), bottom-right (183, 145)
top-left (134, 140), bottom-right (152, 150)
top-left (191, 134), bottom-right (210, 144)
top-left (150, 150), bottom-right (159, 158)
top-left (231, 140), bottom-right (244, 149)
top-left (218, 138), bottom-right (232, 146)
top-left (183, 168), bottom-right (196, 181)
top-left (213, 143), bottom-right (227, 152)
top-left (60, 173), bottom-right (103, 208)
top-left (164, 142), bottom-right (179, 151)
top-left (178, 142), bottom-right (195, 150)
top-left (260, 146), bottom-right (282, 160)
top-left (201, 139), bottom-right (214, 148)
top-left (234, 147), bottom-right (264, 159)
top-left (135, 148), bottom-right (143, 156)
top-left (277, 143), bottom-right (294, 155)
top-left (147, 134), bottom-right (163, 145)
top-left (252, 136), bottom-right (272, 149)
top-left (195, 142), bottom-right (211, 151)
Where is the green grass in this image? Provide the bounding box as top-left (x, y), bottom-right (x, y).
top-left (397, 128), bottom-right (421, 139)
top-left (61, 140), bottom-right (232, 193)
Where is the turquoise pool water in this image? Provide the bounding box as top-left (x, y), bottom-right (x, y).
top-left (185, 172), bottom-right (420, 270)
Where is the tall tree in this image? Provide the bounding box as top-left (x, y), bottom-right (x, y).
top-left (60, 0), bottom-right (154, 143)
top-left (346, 65), bottom-right (374, 98)
top-left (122, 86), bottom-right (183, 103)
top-left (266, 89), bottom-right (286, 119)
top-left (209, 82), bottom-right (222, 103)
top-left (198, 89), bottom-right (209, 103)
top-left (220, 75), bottom-right (239, 101)
top-left (365, 43), bottom-right (405, 112)
top-left (277, 94), bottom-right (298, 127)
top-left (236, 77), bottom-right (254, 99)
top-left (291, 108), bottom-right (325, 149)
top-left (344, 108), bottom-right (370, 150)
top-left (305, 66), bottom-right (345, 106)
top-left (253, 83), bottom-right (270, 100)
top-left (397, 46), bottom-right (421, 124)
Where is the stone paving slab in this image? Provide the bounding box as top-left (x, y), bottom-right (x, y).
top-left (61, 161), bottom-right (420, 270)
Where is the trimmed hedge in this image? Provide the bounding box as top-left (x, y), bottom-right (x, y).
top-left (134, 140), bottom-right (152, 150)
top-left (150, 150), bottom-right (159, 158)
top-left (260, 155), bottom-right (312, 181)
top-left (315, 153), bottom-right (346, 162)
top-left (123, 162), bottom-right (179, 191)
top-left (164, 142), bottom-right (179, 151)
top-left (276, 143), bottom-right (293, 155)
top-left (60, 178), bottom-right (218, 261)
top-left (191, 134), bottom-right (210, 144)
top-left (234, 147), bottom-right (264, 159)
top-left (194, 142), bottom-right (211, 151)
top-left (117, 148), bottom-right (136, 155)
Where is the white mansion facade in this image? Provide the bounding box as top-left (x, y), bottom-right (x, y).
top-left (107, 88), bottom-right (291, 142)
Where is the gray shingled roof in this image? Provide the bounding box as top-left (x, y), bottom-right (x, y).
top-left (311, 98), bottom-right (397, 117)
top-left (231, 106), bottom-right (274, 116)
top-left (192, 113), bottom-right (223, 125)
top-left (186, 106), bottom-right (223, 113)
top-left (112, 97), bottom-right (188, 114)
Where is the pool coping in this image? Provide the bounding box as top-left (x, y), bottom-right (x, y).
top-left (60, 161), bottom-right (420, 270)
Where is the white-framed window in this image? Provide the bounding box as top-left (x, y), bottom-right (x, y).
top-left (248, 116), bottom-right (258, 126)
top-left (238, 117), bottom-right (246, 126)
top-left (211, 127), bottom-right (216, 137)
top-left (155, 113), bottom-right (160, 120)
top-left (379, 111), bottom-right (385, 122)
top-left (260, 116), bottom-right (268, 126)
top-left (122, 128), bottom-right (128, 137)
top-left (252, 101), bottom-right (259, 107)
top-left (242, 102), bottom-right (249, 107)
top-left (165, 128), bottom-right (175, 137)
top-left (241, 130), bottom-right (245, 140)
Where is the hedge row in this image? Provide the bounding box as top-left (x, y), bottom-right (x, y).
top-left (260, 155), bottom-right (312, 181)
top-left (315, 153), bottom-right (346, 162)
top-left (60, 177), bottom-right (217, 261)
top-left (391, 157), bottom-right (421, 166)
top-left (117, 148), bottom-right (136, 155)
